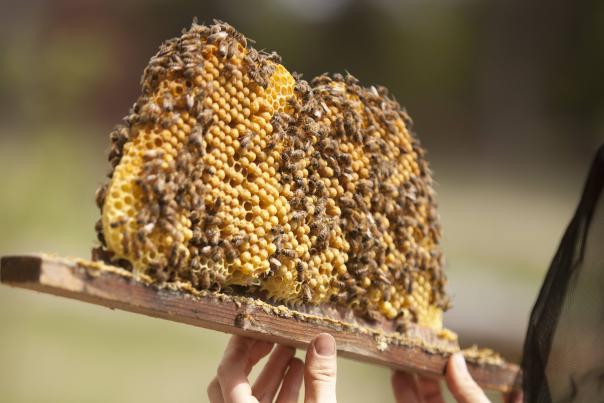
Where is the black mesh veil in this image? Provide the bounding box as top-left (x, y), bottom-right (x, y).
top-left (522, 144), bottom-right (604, 403)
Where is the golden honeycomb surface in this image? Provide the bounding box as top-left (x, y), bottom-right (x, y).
top-left (95, 20), bottom-right (448, 330)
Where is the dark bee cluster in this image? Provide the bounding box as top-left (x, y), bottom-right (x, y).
top-left (94, 19), bottom-right (449, 330)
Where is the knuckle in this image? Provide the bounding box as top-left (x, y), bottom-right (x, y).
top-left (306, 363), bottom-right (337, 384)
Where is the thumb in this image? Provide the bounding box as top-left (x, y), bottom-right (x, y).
top-left (445, 353), bottom-right (490, 403)
top-left (304, 333), bottom-right (338, 403)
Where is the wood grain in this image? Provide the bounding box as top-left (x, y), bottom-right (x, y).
top-left (0, 254), bottom-right (521, 392)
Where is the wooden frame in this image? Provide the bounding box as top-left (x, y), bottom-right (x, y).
top-left (0, 254), bottom-right (521, 392)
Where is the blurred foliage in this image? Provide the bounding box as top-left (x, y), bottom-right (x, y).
top-left (0, 0), bottom-right (602, 401)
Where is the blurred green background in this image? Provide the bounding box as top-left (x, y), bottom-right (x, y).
top-left (0, 0), bottom-right (602, 402)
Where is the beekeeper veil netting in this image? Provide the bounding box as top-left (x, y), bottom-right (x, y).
top-left (522, 144), bottom-right (604, 402)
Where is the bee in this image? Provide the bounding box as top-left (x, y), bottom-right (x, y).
top-left (353, 265), bottom-right (368, 276)
top-left (260, 63), bottom-right (275, 82)
top-left (162, 93), bottom-right (174, 111)
top-left (290, 189), bottom-right (305, 208)
top-left (315, 197), bottom-right (327, 215)
top-left (263, 257), bottom-right (282, 278)
top-left (265, 50), bottom-right (282, 64)
top-left (295, 261), bottom-right (305, 282)
top-left (315, 227), bottom-right (329, 251)
top-left (239, 131), bottom-right (254, 149)
top-left (287, 97), bottom-right (301, 114)
top-left (185, 93), bottom-right (195, 110)
top-left (94, 220), bottom-right (106, 245)
top-left (218, 40), bottom-right (229, 58)
top-left (204, 215), bottom-right (223, 227)
top-left (169, 53), bottom-right (184, 69)
top-left (365, 309), bottom-right (380, 322)
top-left (249, 68), bottom-right (268, 88)
top-left (244, 47), bottom-right (259, 67)
top-left (121, 232), bottom-right (131, 255)
top-left (339, 195), bottom-right (355, 209)
top-left (337, 152), bottom-right (352, 166)
top-left (394, 316), bottom-right (409, 334)
top-left (352, 285), bottom-right (367, 297)
top-left (280, 248), bottom-right (296, 259)
top-left (403, 275), bottom-right (414, 294)
top-left (343, 110), bottom-right (358, 137)
top-left (269, 256), bottom-right (282, 269)
top-left (190, 271), bottom-right (201, 288)
top-left (319, 137), bottom-right (337, 154)
top-left (271, 236), bottom-right (286, 256)
top-left (207, 30), bottom-right (228, 44)
top-left (152, 176), bottom-right (166, 195)
top-left (440, 297), bottom-right (452, 311)
top-left (293, 176), bottom-right (305, 189)
top-left (330, 278), bottom-right (345, 289)
top-left (408, 308), bottom-right (418, 322)
top-left (95, 184), bottom-right (108, 209)
top-left (154, 267), bottom-right (169, 282)
top-left (207, 197), bottom-right (222, 215)
top-left (266, 133), bottom-right (281, 151)
top-left (189, 252), bottom-right (201, 268)
top-left (199, 269), bottom-right (212, 289)
top-left (109, 125), bottom-right (129, 145)
top-left (232, 234), bottom-right (250, 247)
top-left (206, 228), bottom-right (220, 245)
top-left (200, 245), bottom-right (213, 256)
top-left (212, 272), bottom-right (226, 291)
top-left (344, 73), bottom-right (360, 86)
top-left (307, 175), bottom-right (323, 193)
top-left (271, 112), bottom-right (288, 130)
top-left (301, 284), bottom-right (312, 304)
top-left (135, 225), bottom-right (150, 244)
top-left (289, 149), bottom-right (304, 162)
top-left (222, 62), bottom-right (238, 80)
top-left (197, 107), bottom-right (213, 127)
top-left (144, 101), bottom-right (162, 121)
top-left (223, 241), bottom-right (238, 262)
top-left (291, 210), bottom-right (307, 224)
top-left (294, 79), bottom-right (311, 102)
top-left (281, 158), bottom-right (298, 174)
top-left (383, 286), bottom-right (393, 301)
top-left (167, 244), bottom-right (181, 267)
top-left (203, 165), bottom-right (216, 176)
top-left (109, 217), bottom-right (127, 229)
top-left (211, 247), bottom-right (224, 262)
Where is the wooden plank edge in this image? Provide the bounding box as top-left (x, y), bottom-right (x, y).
top-left (0, 254), bottom-right (522, 392)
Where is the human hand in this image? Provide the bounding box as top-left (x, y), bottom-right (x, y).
top-left (391, 353), bottom-right (523, 403)
top-left (207, 333), bottom-right (338, 403)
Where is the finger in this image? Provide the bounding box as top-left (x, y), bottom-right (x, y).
top-left (445, 353), bottom-right (490, 403)
top-left (252, 345), bottom-right (296, 403)
top-left (304, 333), bottom-right (338, 403)
top-left (208, 377), bottom-right (225, 403)
top-left (245, 340), bottom-right (275, 375)
top-left (418, 375), bottom-right (445, 403)
top-left (217, 335), bottom-right (256, 403)
top-left (276, 358), bottom-right (304, 403)
top-left (391, 371), bottom-right (421, 403)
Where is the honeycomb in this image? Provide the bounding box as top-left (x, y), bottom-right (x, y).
top-left (94, 20), bottom-right (449, 330)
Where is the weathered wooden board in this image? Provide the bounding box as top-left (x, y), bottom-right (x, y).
top-left (0, 254), bottom-right (521, 392)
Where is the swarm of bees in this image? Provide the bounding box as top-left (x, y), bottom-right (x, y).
top-left (93, 19), bottom-right (449, 331)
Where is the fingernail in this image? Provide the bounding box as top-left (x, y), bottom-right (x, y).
top-left (452, 353), bottom-right (467, 371)
top-left (314, 333), bottom-right (335, 356)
